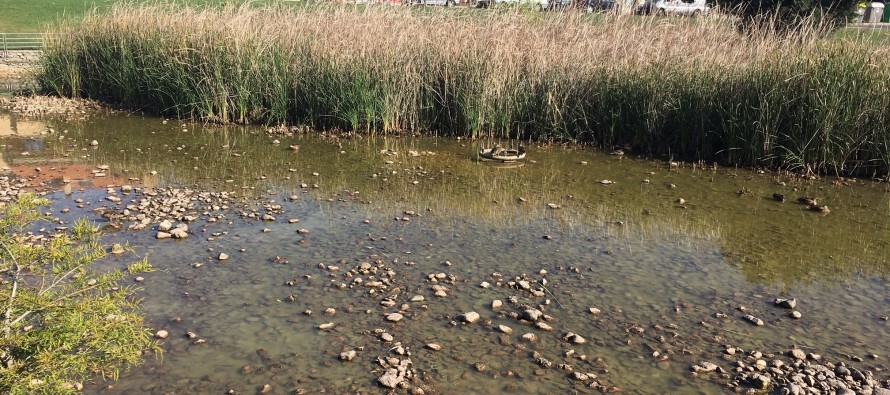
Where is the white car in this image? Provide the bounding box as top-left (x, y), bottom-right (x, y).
top-left (475, 0), bottom-right (550, 9)
top-left (636, 0), bottom-right (709, 16)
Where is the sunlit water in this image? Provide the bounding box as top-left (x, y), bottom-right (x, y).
top-left (2, 110), bottom-right (890, 394)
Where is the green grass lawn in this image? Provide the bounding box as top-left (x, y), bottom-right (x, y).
top-left (0, 0), bottom-right (293, 33)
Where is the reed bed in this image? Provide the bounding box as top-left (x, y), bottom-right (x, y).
top-left (38, 4), bottom-right (890, 175)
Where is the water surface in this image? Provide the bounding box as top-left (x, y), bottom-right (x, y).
top-left (2, 110), bottom-right (889, 394)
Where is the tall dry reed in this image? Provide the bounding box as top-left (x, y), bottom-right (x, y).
top-left (38, 4), bottom-right (890, 175)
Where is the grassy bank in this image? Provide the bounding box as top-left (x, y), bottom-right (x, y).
top-left (0, 0), bottom-right (293, 33)
top-left (38, 4), bottom-right (890, 176)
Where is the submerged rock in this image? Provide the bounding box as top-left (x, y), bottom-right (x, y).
top-left (774, 298), bottom-right (797, 309)
top-left (460, 312), bottom-right (480, 323)
top-left (742, 314), bottom-right (764, 326)
top-left (378, 369), bottom-right (403, 389)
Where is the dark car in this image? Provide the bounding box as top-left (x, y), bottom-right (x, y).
top-left (585, 0), bottom-right (616, 11)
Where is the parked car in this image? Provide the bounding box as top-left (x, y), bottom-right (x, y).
top-left (406, 0), bottom-right (458, 6)
top-left (585, 0), bottom-right (616, 12)
top-left (476, 0), bottom-right (549, 9)
top-left (635, 0), bottom-right (709, 16)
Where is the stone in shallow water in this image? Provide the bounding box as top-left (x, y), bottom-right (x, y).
top-left (386, 313), bottom-right (404, 322)
top-left (523, 309), bottom-right (543, 321)
top-left (775, 298), bottom-right (797, 309)
top-left (789, 349), bottom-right (806, 360)
top-left (460, 312), bottom-right (480, 323)
top-left (339, 350), bottom-right (356, 361)
top-left (378, 369), bottom-right (402, 388)
top-left (742, 314), bottom-right (764, 326)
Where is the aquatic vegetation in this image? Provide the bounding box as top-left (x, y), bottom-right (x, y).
top-left (37, 4), bottom-right (890, 176)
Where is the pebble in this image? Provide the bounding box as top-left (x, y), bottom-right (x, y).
top-left (693, 361), bottom-right (718, 372)
top-left (774, 298), bottom-right (797, 309)
top-left (218, 253), bottom-right (229, 261)
top-left (460, 312), bottom-right (480, 323)
top-left (339, 350), bottom-right (356, 361)
top-left (573, 372), bottom-right (591, 381)
top-left (522, 309), bottom-right (543, 321)
top-left (386, 313), bottom-right (404, 322)
top-left (410, 295), bottom-right (425, 302)
top-left (521, 333), bottom-right (537, 342)
top-left (154, 330), bottom-right (169, 339)
top-left (491, 300), bottom-right (503, 309)
top-left (425, 343), bottom-right (442, 351)
top-left (790, 310), bottom-right (802, 319)
top-left (380, 333), bottom-right (394, 342)
top-left (318, 322), bottom-right (335, 330)
top-left (378, 369), bottom-right (402, 389)
top-left (498, 325), bottom-right (513, 334)
top-left (742, 314), bottom-right (764, 326)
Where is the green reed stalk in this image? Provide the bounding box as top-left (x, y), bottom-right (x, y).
top-left (36, 3), bottom-right (890, 176)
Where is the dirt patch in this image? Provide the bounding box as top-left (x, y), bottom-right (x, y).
top-left (1, 95), bottom-right (108, 118)
top-left (0, 51), bottom-right (40, 79)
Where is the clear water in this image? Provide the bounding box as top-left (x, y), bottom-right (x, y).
top-left (2, 110), bottom-right (889, 394)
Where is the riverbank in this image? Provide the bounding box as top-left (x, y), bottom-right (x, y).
top-left (36, 4), bottom-right (890, 177)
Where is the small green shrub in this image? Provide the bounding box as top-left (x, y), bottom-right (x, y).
top-left (0, 194), bottom-right (157, 394)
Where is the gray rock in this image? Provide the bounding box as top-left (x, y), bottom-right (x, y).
top-left (339, 350), bottom-right (356, 361)
top-left (836, 389), bottom-right (856, 395)
top-left (156, 231), bottom-right (172, 239)
top-left (170, 228), bottom-right (188, 239)
top-left (218, 253), bottom-right (229, 261)
top-left (380, 333), bottom-right (394, 342)
top-left (378, 369), bottom-right (402, 389)
top-left (386, 313), bottom-right (404, 322)
top-left (158, 219), bottom-right (173, 232)
top-left (425, 343), bottom-right (442, 351)
top-left (743, 314), bottom-right (764, 326)
top-left (790, 349), bottom-right (807, 360)
top-left (695, 362), bottom-right (718, 373)
top-left (522, 309), bottom-right (543, 321)
top-left (573, 372), bottom-right (591, 381)
top-left (775, 298), bottom-right (797, 309)
top-left (753, 374), bottom-right (771, 389)
top-left (460, 311), bottom-right (480, 323)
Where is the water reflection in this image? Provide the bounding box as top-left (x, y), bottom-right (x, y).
top-left (0, 110), bottom-right (889, 393)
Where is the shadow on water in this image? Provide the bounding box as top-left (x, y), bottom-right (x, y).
top-left (2, 110), bottom-right (890, 393)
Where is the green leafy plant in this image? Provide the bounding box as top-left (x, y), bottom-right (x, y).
top-left (0, 194), bottom-right (157, 395)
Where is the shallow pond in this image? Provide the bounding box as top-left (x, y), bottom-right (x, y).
top-left (2, 109), bottom-right (890, 394)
